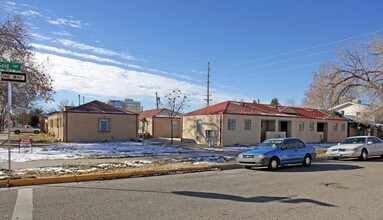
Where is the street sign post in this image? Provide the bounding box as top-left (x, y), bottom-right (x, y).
top-left (0, 61), bottom-right (24, 181)
top-left (1, 71), bottom-right (27, 82)
top-left (0, 62), bottom-right (22, 71)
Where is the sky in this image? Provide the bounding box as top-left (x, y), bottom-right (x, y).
top-left (1, 0), bottom-right (383, 112)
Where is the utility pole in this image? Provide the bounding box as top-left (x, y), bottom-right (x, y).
top-left (83, 96), bottom-right (85, 104)
top-left (204, 62), bottom-right (212, 106)
top-left (155, 92), bottom-right (160, 109)
top-left (78, 95), bottom-right (81, 106)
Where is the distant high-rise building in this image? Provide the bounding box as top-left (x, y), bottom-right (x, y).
top-left (107, 98), bottom-right (143, 113)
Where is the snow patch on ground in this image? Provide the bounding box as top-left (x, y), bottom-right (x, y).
top-left (0, 141), bottom-right (193, 163)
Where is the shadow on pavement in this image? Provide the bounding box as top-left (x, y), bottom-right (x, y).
top-left (44, 185), bottom-right (336, 207)
top-left (172, 191), bottom-right (337, 207)
top-left (265, 163), bottom-right (363, 173)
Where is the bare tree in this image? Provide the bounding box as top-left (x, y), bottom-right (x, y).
top-left (163, 90), bottom-right (189, 145)
top-left (331, 38), bottom-right (383, 105)
top-left (284, 99), bottom-right (297, 107)
top-left (329, 37), bottom-right (383, 126)
top-left (58, 100), bottom-right (75, 112)
top-left (302, 62), bottom-right (357, 109)
top-left (0, 15), bottom-right (54, 130)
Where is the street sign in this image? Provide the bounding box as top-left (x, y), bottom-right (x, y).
top-left (19, 138), bottom-right (33, 147)
top-left (1, 71), bottom-right (26, 83)
top-left (0, 62), bottom-right (22, 71)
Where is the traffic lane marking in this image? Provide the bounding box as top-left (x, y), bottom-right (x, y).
top-left (12, 188), bottom-right (33, 220)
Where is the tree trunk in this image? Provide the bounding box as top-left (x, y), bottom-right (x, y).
top-left (170, 118), bottom-right (174, 145)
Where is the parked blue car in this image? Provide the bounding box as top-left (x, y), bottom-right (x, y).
top-left (236, 138), bottom-right (316, 170)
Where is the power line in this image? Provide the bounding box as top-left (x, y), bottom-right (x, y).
top-left (215, 29), bottom-right (383, 69)
top-left (220, 61), bottom-right (324, 81)
top-left (219, 49), bottom-right (333, 75)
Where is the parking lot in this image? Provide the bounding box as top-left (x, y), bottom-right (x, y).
top-left (1, 158), bottom-right (382, 219)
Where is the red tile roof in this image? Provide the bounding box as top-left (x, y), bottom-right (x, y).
top-left (139, 109), bottom-right (163, 119)
top-left (186, 101), bottom-right (345, 120)
top-left (278, 106), bottom-right (344, 120)
top-left (66, 100), bottom-right (137, 115)
top-left (185, 101), bottom-right (229, 116)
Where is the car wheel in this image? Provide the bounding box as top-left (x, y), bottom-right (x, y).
top-left (303, 154), bottom-right (311, 167)
top-left (268, 157), bottom-right (279, 171)
top-left (14, 130), bottom-right (20, 134)
top-left (359, 149), bottom-right (368, 161)
top-left (244, 166), bottom-right (252, 169)
top-left (34, 130), bottom-right (40, 134)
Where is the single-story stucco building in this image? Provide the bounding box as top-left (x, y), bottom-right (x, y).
top-left (138, 108), bottom-right (182, 138)
top-left (182, 101), bottom-right (347, 146)
top-left (47, 100), bottom-right (138, 142)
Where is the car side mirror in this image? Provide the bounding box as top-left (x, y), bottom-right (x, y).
top-left (367, 141), bottom-right (373, 145)
top-left (281, 146), bottom-right (287, 150)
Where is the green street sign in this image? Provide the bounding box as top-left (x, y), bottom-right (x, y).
top-left (0, 62), bottom-right (22, 71)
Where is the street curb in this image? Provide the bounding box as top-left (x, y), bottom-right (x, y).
top-left (0, 163), bottom-right (240, 187)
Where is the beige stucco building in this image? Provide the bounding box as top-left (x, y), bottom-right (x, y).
top-left (139, 109), bottom-right (182, 138)
top-left (47, 100), bottom-right (138, 142)
top-left (183, 101), bottom-right (347, 146)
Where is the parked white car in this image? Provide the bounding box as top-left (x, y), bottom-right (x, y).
top-left (326, 136), bottom-right (383, 160)
top-left (10, 125), bottom-right (41, 134)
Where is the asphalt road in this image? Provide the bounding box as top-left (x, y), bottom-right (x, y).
top-left (1, 159), bottom-right (382, 220)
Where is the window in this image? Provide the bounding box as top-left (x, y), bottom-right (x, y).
top-left (372, 137), bottom-right (383, 144)
top-left (282, 139), bottom-right (296, 149)
top-left (309, 122), bottom-right (314, 131)
top-left (228, 119), bottom-right (236, 130)
top-left (244, 119), bottom-right (251, 131)
top-left (56, 119), bottom-right (60, 128)
top-left (172, 121), bottom-right (179, 131)
top-left (98, 118), bottom-right (110, 132)
top-left (341, 123), bottom-right (346, 132)
top-left (299, 122), bottom-right (304, 131)
top-left (293, 139), bottom-right (305, 148)
top-left (333, 123), bottom-right (338, 132)
top-left (196, 119), bottom-right (202, 134)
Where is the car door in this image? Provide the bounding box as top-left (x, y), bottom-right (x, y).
top-left (367, 137), bottom-right (378, 156)
top-left (279, 139), bottom-right (297, 165)
top-left (373, 137), bottom-right (383, 155)
top-left (293, 139), bottom-right (307, 162)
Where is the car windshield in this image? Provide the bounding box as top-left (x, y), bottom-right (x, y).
top-left (340, 137), bottom-right (366, 144)
top-left (256, 140), bottom-right (283, 149)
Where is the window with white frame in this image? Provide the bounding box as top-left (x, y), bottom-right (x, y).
top-left (299, 122), bottom-right (305, 131)
top-left (98, 118), bottom-right (110, 132)
top-left (244, 119), bottom-right (251, 131)
top-left (341, 123), bottom-right (346, 132)
top-left (309, 122), bottom-right (315, 131)
top-left (228, 119), bottom-right (236, 130)
top-left (333, 123), bottom-right (338, 132)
